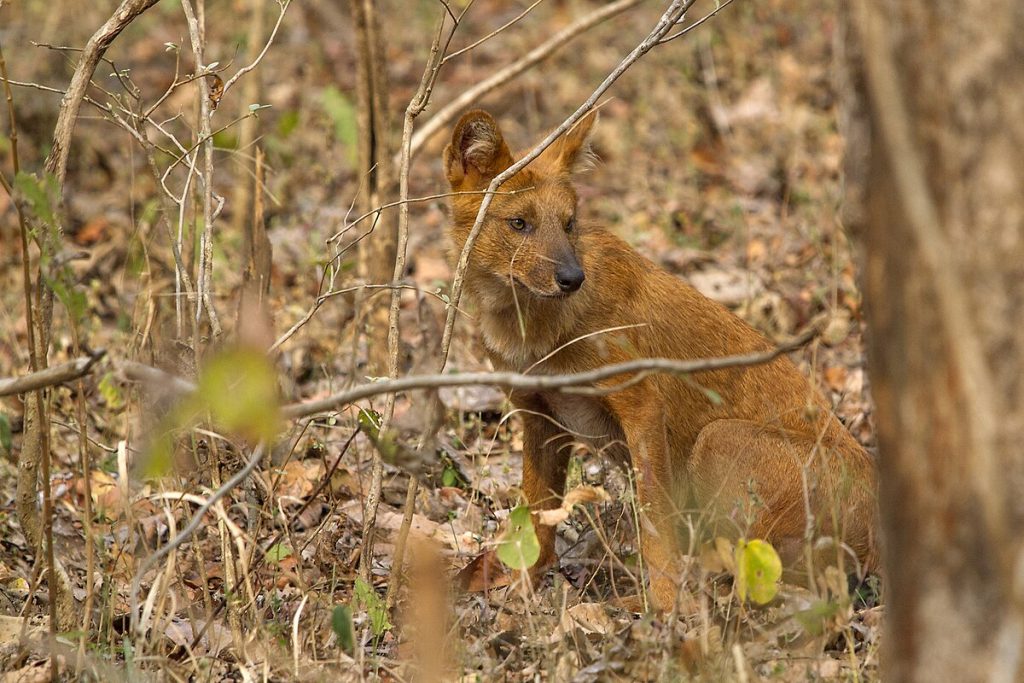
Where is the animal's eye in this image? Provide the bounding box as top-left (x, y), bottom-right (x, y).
top-left (508, 217), bottom-right (528, 231)
top-left (566, 217), bottom-right (577, 232)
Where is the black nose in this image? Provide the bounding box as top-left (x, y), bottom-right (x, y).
top-left (555, 262), bottom-right (585, 293)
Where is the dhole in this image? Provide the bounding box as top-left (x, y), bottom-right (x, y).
top-left (443, 110), bottom-right (878, 610)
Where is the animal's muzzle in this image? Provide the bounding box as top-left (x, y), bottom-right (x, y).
top-left (555, 261), bottom-right (585, 293)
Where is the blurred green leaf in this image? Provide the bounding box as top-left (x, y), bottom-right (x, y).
top-left (496, 505), bottom-right (540, 570)
top-left (332, 604), bottom-right (355, 655)
top-left (440, 456), bottom-right (466, 489)
top-left (44, 272), bottom-right (88, 324)
top-left (353, 577), bottom-right (391, 637)
top-left (442, 465), bottom-right (458, 488)
top-left (735, 538), bottom-right (782, 605)
top-left (0, 413), bottom-right (11, 454)
top-left (14, 171), bottom-right (58, 226)
top-left (794, 599), bottom-right (842, 636)
top-left (145, 424), bottom-right (177, 480)
top-left (143, 346), bottom-right (280, 479)
top-left (98, 372), bottom-right (124, 409)
top-left (277, 110), bottom-right (300, 138)
top-left (195, 346), bottom-right (281, 443)
top-left (320, 85), bottom-right (357, 164)
top-left (212, 129), bottom-right (238, 149)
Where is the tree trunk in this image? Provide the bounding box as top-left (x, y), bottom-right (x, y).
top-left (349, 0), bottom-right (397, 375)
top-left (846, 2), bottom-right (1024, 681)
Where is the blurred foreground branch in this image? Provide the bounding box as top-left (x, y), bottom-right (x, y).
top-left (120, 327), bottom-right (815, 421)
top-left (0, 351), bottom-right (105, 397)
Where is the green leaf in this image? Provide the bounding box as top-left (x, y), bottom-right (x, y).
top-left (496, 505), bottom-right (540, 571)
top-left (441, 465), bottom-right (458, 488)
top-left (332, 605), bottom-right (355, 655)
top-left (14, 171), bottom-right (59, 226)
top-left (142, 346), bottom-right (280, 479)
top-left (44, 273), bottom-right (88, 324)
top-left (0, 413), bottom-right (11, 454)
top-left (195, 346), bottom-right (281, 442)
top-left (794, 599), bottom-right (843, 636)
top-left (144, 422), bottom-right (177, 479)
top-left (353, 577), bottom-right (392, 637)
top-left (320, 85), bottom-right (357, 164)
top-left (357, 408), bottom-right (382, 440)
top-left (98, 372), bottom-right (124, 409)
top-left (735, 538), bottom-right (782, 605)
top-left (265, 543), bottom-right (292, 563)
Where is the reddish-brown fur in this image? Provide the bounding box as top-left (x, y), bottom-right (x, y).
top-left (444, 110), bottom-right (878, 610)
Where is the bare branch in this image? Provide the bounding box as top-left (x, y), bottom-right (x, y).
top-left (181, 0), bottom-right (223, 342)
top-left (44, 0), bottom-right (162, 186)
top-left (658, 0), bottom-right (736, 44)
top-left (326, 188), bottom-right (527, 243)
top-left (120, 328), bottom-right (816, 421)
top-left (440, 0), bottom-right (543, 65)
top-left (117, 360), bottom-right (197, 396)
top-left (2, 34), bottom-right (76, 648)
top-left (409, 0), bottom-right (642, 160)
top-left (382, 0), bottom-right (470, 613)
top-left (220, 0), bottom-right (291, 97)
top-left (0, 351), bottom-right (106, 397)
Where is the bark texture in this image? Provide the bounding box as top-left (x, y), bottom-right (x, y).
top-left (349, 0), bottom-right (397, 375)
top-left (846, 2), bottom-right (1024, 681)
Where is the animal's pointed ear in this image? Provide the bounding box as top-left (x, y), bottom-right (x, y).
top-left (548, 110), bottom-right (599, 174)
top-left (444, 110), bottom-right (515, 187)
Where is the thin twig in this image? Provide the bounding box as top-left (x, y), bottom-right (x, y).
top-left (440, 0), bottom-right (541, 64)
top-left (1, 38), bottom-right (58, 677)
top-left (44, 0), bottom-right (161, 186)
top-left (131, 443), bottom-right (266, 638)
top-left (326, 188), bottom-right (527, 243)
top-left (220, 0), bottom-right (290, 96)
top-left (382, 1), bottom-right (470, 613)
top-left (657, 0), bottom-right (736, 44)
top-left (408, 0), bottom-right (642, 160)
top-left (181, 0), bottom-right (222, 345)
top-left (269, 283), bottom-right (464, 354)
top-left (117, 360), bottom-right (197, 395)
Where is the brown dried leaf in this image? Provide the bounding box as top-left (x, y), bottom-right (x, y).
top-left (457, 550), bottom-right (515, 593)
top-left (207, 74), bottom-right (224, 110)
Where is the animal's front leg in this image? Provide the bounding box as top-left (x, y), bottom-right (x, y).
top-left (517, 401), bottom-right (572, 573)
top-left (611, 392), bottom-right (687, 612)
top-left (458, 395), bottom-right (570, 594)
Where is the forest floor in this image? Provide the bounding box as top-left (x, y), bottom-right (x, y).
top-left (0, 0), bottom-right (880, 680)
